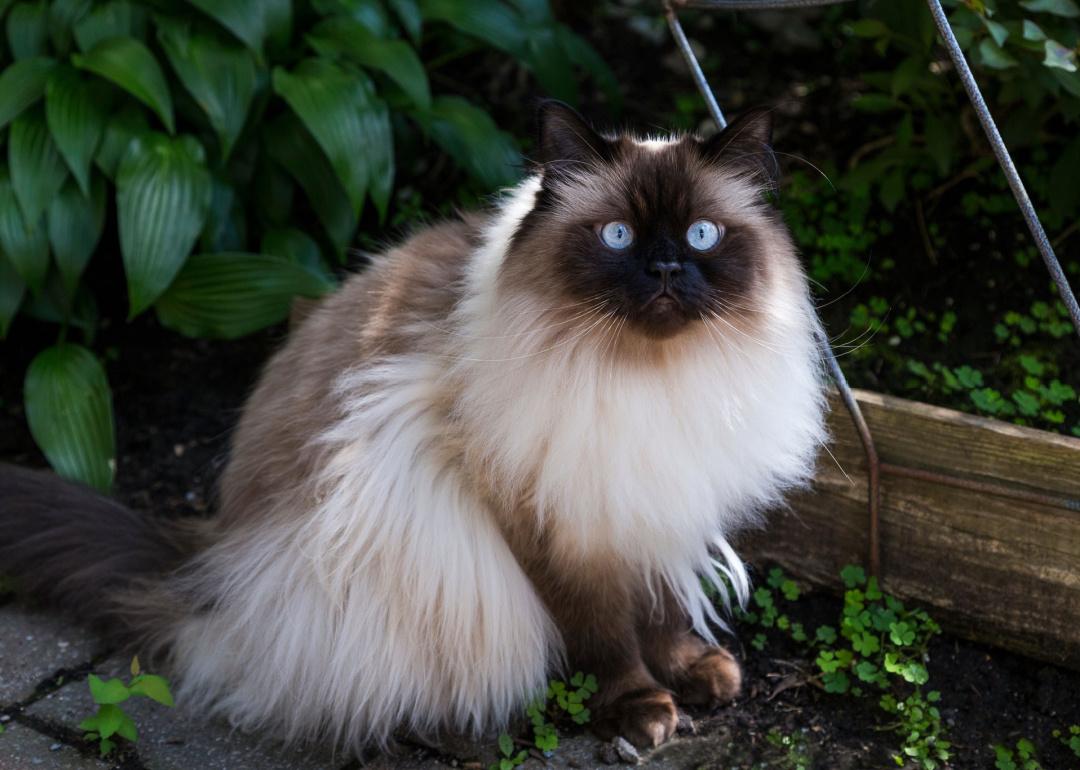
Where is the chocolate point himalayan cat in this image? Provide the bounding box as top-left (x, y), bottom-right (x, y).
top-left (0, 102), bottom-right (827, 752)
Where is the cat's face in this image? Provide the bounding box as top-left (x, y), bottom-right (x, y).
top-left (507, 102), bottom-right (792, 342)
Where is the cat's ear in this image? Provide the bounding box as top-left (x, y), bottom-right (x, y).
top-left (535, 100), bottom-right (613, 175)
top-left (700, 107), bottom-right (779, 189)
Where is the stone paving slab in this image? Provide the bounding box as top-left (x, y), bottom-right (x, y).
top-left (0, 720), bottom-right (108, 770)
top-left (1, 606), bottom-right (745, 769)
top-left (0, 608), bottom-right (101, 705)
top-left (27, 656), bottom-right (341, 770)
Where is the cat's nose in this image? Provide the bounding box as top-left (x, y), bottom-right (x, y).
top-left (648, 261), bottom-right (683, 283)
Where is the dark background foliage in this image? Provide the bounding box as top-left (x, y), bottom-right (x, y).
top-left (1, 0), bottom-right (1078, 495)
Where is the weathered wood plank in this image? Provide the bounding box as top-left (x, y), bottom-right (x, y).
top-left (740, 389), bottom-right (1080, 669)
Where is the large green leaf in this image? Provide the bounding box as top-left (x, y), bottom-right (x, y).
top-left (426, 96), bottom-right (520, 189)
top-left (418, 0), bottom-right (524, 55)
top-left (260, 228), bottom-right (337, 290)
top-left (199, 177), bottom-right (247, 252)
top-left (1043, 38), bottom-right (1078, 71)
top-left (73, 37), bottom-right (175, 133)
top-left (273, 59), bottom-right (389, 216)
top-left (388, 0), bottom-right (421, 42)
top-left (251, 155), bottom-right (293, 227)
top-left (94, 103), bottom-right (148, 179)
top-left (6, 0), bottom-right (48, 60)
top-left (530, 27), bottom-right (576, 104)
top-left (9, 107), bottom-right (70, 227)
top-left (186, 0), bottom-right (291, 56)
top-left (1020, 0), bottom-right (1079, 16)
top-left (0, 162), bottom-right (50, 295)
top-left (155, 252), bottom-right (335, 339)
top-left (45, 66), bottom-right (110, 195)
top-left (261, 227), bottom-right (325, 273)
top-left (366, 98), bottom-right (393, 220)
top-left (20, 269), bottom-right (98, 335)
top-left (72, 0), bottom-right (143, 52)
top-left (307, 17), bottom-right (430, 110)
top-left (158, 20), bottom-right (257, 160)
top-left (48, 0), bottom-right (93, 54)
top-left (263, 113), bottom-right (356, 254)
top-left (116, 134), bottom-right (212, 316)
top-left (312, 0), bottom-right (390, 35)
top-left (0, 255), bottom-right (26, 338)
top-left (47, 175), bottom-right (106, 296)
top-left (559, 27), bottom-right (622, 111)
top-left (979, 37), bottom-right (1018, 69)
top-left (0, 56), bottom-right (55, 130)
top-left (24, 343), bottom-right (115, 492)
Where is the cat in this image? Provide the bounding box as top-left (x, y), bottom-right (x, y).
top-left (0, 101), bottom-right (827, 754)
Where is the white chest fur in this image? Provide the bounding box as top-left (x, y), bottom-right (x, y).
top-left (449, 177), bottom-right (828, 633)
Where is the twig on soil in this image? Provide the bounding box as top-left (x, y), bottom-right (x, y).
top-left (916, 197), bottom-right (939, 265)
top-left (1051, 219), bottom-right (1079, 251)
top-left (847, 135), bottom-right (895, 170)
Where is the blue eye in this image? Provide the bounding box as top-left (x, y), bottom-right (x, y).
top-left (687, 220), bottom-right (722, 251)
top-left (600, 221), bottom-right (634, 250)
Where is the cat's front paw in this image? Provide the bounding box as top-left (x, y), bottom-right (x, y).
top-left (676, 646), bottom-right (741, 707)
top-left (592, 688), bottom-right (678, 748)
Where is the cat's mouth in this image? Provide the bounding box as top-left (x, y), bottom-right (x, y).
top-left (644, 287), bottom-right (683, 309)
top-left (637, 289), bottom-right (691, 338)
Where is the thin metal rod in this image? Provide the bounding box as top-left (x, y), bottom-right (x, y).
top-left (676, 0), bottom-right (854, 8)
top-left (664, 5), bottom-right (727, 128)
top-left (881, 463), bottom-right (1080, 514)
top-left (927, 0), bottom-right (1080, 338)
top-left (664, 1), bottom-right (883, 577)
top-left (821, 329), bottom-right (881, 578)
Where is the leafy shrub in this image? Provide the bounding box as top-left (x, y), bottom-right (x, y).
top-left (0, 0), bottom-right (614, 490)
top-left (843, 0), bottom-right (1079, 223)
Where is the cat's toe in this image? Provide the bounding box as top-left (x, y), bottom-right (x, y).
top-left (676, 646), bottom-right (741, 707)
top-left (593, 688), bottom-right (678, 749)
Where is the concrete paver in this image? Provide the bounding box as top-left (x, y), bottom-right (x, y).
top-left (0, 608), bottom-right (100, 705)
top-left (27, 656), bottom-right (340, 770)
top-left (0, 720), bottom-right (108, 770)
top-left (1, 608), bottom-right (737, 769)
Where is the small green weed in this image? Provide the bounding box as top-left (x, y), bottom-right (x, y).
top-left (490, 733), bottom-right (528, 770)
top-left (993, 738), bottom-right (1043, 770)
top-left (80, 657), bottom-right (174, 757)
top-left (737, 565), bottom-right (950, 769)
top-left (490, 671), bottom-right (598, 768)
top-left (765, 728), bottom-right (813, 770)
top-left (1053, 725), bottom-right (1080, 759)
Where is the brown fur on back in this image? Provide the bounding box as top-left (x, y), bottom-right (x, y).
top-left (217, 214), bottom-right (487, 530)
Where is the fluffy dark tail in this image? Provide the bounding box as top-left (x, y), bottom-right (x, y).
top-left (0, 464), bottom-right (201, 627)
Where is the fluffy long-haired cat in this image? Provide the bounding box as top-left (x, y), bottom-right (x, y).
top-left (1, 102), bottom-right (827, 753)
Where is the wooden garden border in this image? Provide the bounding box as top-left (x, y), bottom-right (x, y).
top-left (739, 389), bottom-right (1080, 670)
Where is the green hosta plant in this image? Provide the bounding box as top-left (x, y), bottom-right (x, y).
top-left (0, 0), bottom-right (616, 491)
